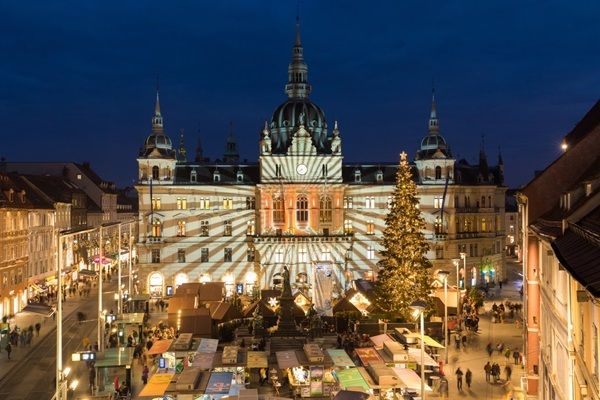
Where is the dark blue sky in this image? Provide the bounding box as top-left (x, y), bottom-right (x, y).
top-left (2, 1), bottom-right (599, 188)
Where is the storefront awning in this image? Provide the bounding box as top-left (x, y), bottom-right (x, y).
top-left (276, 350), bottom-right (301, 369)
top-left (138, 373), bottom-right (174, 397)
top-left (402, 333), bottom-right (445, 349)
top-left (335, 368), bottom-right (370, 392)
top-left (197, 338), bottom-right (219, 353)
top-left (247, 351), bottom-right (268, 368)
top-left (147, 339), bottom-right (173, 355)
top-left (205, 371), bottom-right (234, 394)
top-left (326, 349), bottom-right (355, 367)
top-left (355, 347), bottom-right (383, 367)
top-left (392, 367), bottom-right (432, 392)
top-left (22, 303), bottom-right (54, 317)
top-left (30, 283), bottom-right (47, 293)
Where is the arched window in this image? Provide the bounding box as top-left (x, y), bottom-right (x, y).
top-left (481, 196), bottom-right (486, 208)
top-left (319, 196), bottom-right (332, 223)
top-left (190, 169), bottom-right (197, 182)
top-left (148, 272), bottom-right (164, 297)
top-left (152, 166), bottom-right (159, 180)
top-left (296, 195), bottom-right (308, 223)
top-left (151, 218), bottom-right (162, 237)
top-left (434, 216), bottom-right (443, 234)
top-left (435, 166), bottom-right (442, 180)
top-left (273, 196), bottom-right (284, 223)
top-left (175, 272), bottom-right (188, 288)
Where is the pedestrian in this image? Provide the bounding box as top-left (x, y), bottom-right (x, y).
top-left (35, 322), bottom-right (41, 337)
top-left (505, 348), bottom-right (511, 363)
top-left (142, 365), bottom-right (149, 385)
top-left (454, 332), bottom-right (461, 349)
top-left (499, 281), bottom-right (503, 289)
top-left (461, 333), bottom-right (467, 348)
top-left (438, 376), bottom-right (449, 397)
top-left (259, 368), bottom-right (268, 386)
top-left (484, 361), bottom-right (491, 382)
top-left (513, 350), bottom-right (520, 365)
top-left (455, 367), bottom-right (463, 391)
top-left (492, 363), bottom-right (500, 382)
top-left (89, 366), bottom-right (96, 394)
top-left (5, 343), bottom-right (11, 360)
top-left (486, 342), bottom-right (493, 357)
top-left (505, 365), bottom-right (512, 381)
top-left (465, 369), bottom-right (472, 389)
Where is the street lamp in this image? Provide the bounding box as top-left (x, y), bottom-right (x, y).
top-left (453, 259), bottom-right (461, 319)
top-left (460, 252), bottom-right (468, 287)
top-left (410, 299), bottom-right (428, 400)
top-left (437, 270), bottom-right (450, 365)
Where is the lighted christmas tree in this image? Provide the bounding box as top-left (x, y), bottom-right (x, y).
top-left (375, 151), bottom-right (433, 320)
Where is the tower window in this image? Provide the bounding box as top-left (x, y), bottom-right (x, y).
top-left (176, 197), bottom-right (187, 210)
top-left (296, 195), bottom-right (308, 223)
top-left (200, 220), bottom-right (209, 236)
top-left (246, 220), bottom-right (255, 235)
top-left (223, 197), bottom-right (233, 209)
top-left (247, 248), bottom-right (255, 262)
top-left (322, 164), bottom-right (328, 178)
top-left (319, 196), bottom-right (332, 223)
top-left (213, 170), bottom-right (220, 182)
top-left (365, 196), bottom-right (375, 209)
top-left (177, 249), bottom-right (186, 263)
top-left (201, 248), bottom-right (209, 262)
top-left (367, 220), bottom-right (375, 235)
top-left (190, 170), bottom-right (197, 182)
top-left (354, 169), bottom-right (361, 182)
top-left (199, 197), bottom-right (210, 210)
top-left (224, 248), bottom-right (232, 262)
top-left (273, 196), bottom-right (284, 223)
top-left (344, 219), bottom-right (353, 234)
top-left (152, 166), bottom-right (159, 180)
top-left (367, 246), bottom-right (375, 260)
top-left (151, 249), bottom-right (160, 263)
top-left (151, 197), bottom-right (161, 211)
top-left (237, 170), bottom-right (244, 182)
top-left (435, 166), bottom-right (442, 180)
top-left (151, 219), bottom-right (162, 237)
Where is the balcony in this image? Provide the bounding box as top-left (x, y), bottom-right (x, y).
top-left (455, 207), bottom-right (479, 213)
top-left (146, 236), bottom-right (163, 244)
top-left (433, 233), bottom-right (448, 240)
top-left (253, 233), bottom-right (353, 244)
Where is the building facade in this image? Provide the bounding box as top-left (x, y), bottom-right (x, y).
top-left (135, 22), bottom-right (506, 299)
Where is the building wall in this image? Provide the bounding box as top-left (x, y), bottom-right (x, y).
top-left (27, 209), bottom-right (56, 284)
top-left (0, 208), bottom-right (29, 318)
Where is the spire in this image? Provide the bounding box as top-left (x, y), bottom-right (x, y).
top-left (428, 88), bottom-right (439, 134)
top-left (223, 122), bottom-right (239, 163)
top-left (178, 129), bottom-right (187, 162)
top-left (285, 16), bottom-right (312, 98)
top-left (498, 146), bottom-right (504, 166)
top-left (195, 136), bottom-right (204, 163)
top-left (151, 84), bottom-right (163, 133)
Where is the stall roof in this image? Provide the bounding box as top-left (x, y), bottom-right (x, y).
top-left (169, 333), bottom-right (193, 351)
top-left (335, 368), bottom-right (370, 392)
top-left (369, 334), bottom-right (394, 349)
top-left (147, 339), bottom-right (174, 355)
top-left (192, 351), bottom-right (215, 369)
top-left (326, 349), bottom-right (355, 367)
top-left (276, 350), bottom-right (301, 369)
top-left (392, 367), bottom-right (432, 392)
top-left (406, 348), bottom-right (437, 367)
top-left (95, 347), bottom-right (134, 368)
top-left (138, 373), bottom-right (175, 397)
top-left (355, 347), bottom-right (383, 367)
top-left (400, 332), bottom-right (445, 349)
top-left (247, 351), bottom-right (269, 368)
top-left (206, 371), bottom-right (234, 394)
top-left (197, 338), bottom-right (219, 353)
top-left (115, 312), bottom-right (145, 325)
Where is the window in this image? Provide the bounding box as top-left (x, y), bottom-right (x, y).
top-left (275, 249), bottom-right (284, 263)
top-left (272, 196), bottom-right (284, 223)
top-left (237, 170), bottom-right (244, 182)
top-left (322, 249), bottom-right (331, 261)
top-left (223, 197), bottom-right (233, 209)
top-left (488, 196), bottom-right (492, 208)
top-left (376, 170), bottom-right (383, 182)
top-left (298, 249), bottom-right (308, 263)
top-left (457, 244), bottom-right (467, 254)
top-left (223, 220), bottom-right (232, 236)
top-left (481, 196), bottom-right (486, 208)
top-left (354, 169), bottom-right (361, 182)
top-left (469, 243), bottom-right (478, 257)
top-left (151, 219), bottom-right (162, 237)
top-left (275, 164), bottom-right (282, 177)
top-left (367, 246), bottom-right (375, 260)
top-left (213, 170), bottom-right (220, 182)
top-left (177, 249), bottom-right (186, 263)
top-left (435, 246), bottom-right (444, 259)
top-left (177, 220), bottom-right (186, 236)
top-left (319, 196), bottom-right (332, 223)
top-left (200, 197), bottom-right (211, 210)
top-left (246, 220), bottom-right (255, 235)
top-left (200, 248), bottom-right (209, 262)
top-left (435, 166), bottom-right (442, 180)
top-left (224, 248), bottom-right (232, 262)
top-left (322, 164), bottom-right (328, 177)
top-left (344, 219), bottom-right (353, 234)
top-left (190, 170), bottom-right (197, 182)
top-left (434, 196), bottom-right (443, 209)
top-left (365, 196), bottom-right (375, 209)
top-left (366, 220), bottom-right (375, 235)
top-left (151, 249), bottom-right (161, 263)
top-left (481, 218), bottom-right (487, 232)
top-left (152, 166), bottom-right (159, 180)
top-left (177, 197), bottom-right (187, 210)
top-left (434, 216), bottom-right (443, 234)
top-left (344, 196), bottom-right (353, 209)
top-left (296, 195), bottom-right (308, 223)
top-left (151, 197), bottom-right (161, 210)
top-left (194, 220), bottom-right (207, 237)
top-left (247, 248), bottom-right (255, 262)
top-left (246, 196), bottom-right (255, 210)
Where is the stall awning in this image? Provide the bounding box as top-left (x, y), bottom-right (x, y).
top-left (79, 269), bottom-right (97, 277)
top-left (355, 347), bottom-right (383, 367)
top-left (326, 349), bottom-right (355, 367)
top-left (247, 351), bottom-right (268, 368)
top-left (147, 339), bottom-right (173, 355)
top-left (30, 283), bottom-right (47, 293)
top-left (392, 367), bottom-right (432, 392)
top-left (197, 338), bottom-right (219, 353)
top-left (22, 303), bottom-right (54, 317)
top-left (192, 352), bottom-right (215, 369)
top-left (407, 348), bottom-right (437, 367)
top-left (276, 350), bottom-right (301, 369)
top-left (94, 348), bottom-right (134, 368)
top-left (138, 373), bottom-right (174, 397)
top-left (205, 371), bottom-right (234, 394)
top-left (402, 332), bottom-right (445, 349)
top-left (335, 368), bottom-right (370, 392)
top-left (369, 334), bottom-right (393, 349)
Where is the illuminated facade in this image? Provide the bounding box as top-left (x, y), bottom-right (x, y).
top-left (135, 22), bottom-right (506, 298)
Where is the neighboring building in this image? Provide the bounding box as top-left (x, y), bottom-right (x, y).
top-left (520, 100), bottom-right (600, 399)
top-left (505, 188), bottom-right (521, 259)
top-left (135, 21), bottom-right (506, 299)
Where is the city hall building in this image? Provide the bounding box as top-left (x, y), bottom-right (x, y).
top-left (135, 23), bottom-right (506, 299)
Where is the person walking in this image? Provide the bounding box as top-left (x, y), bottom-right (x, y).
top-left (455, 367), bottom-right (464, 391)
top-left (142, 365), bottom-right (149, 385)
top-left (5, 343), bottom-right (12, 360)
top-left (505, 365), bottom-right (512, 381)
top-left (484, 362), bottom-right (492, 383)
top-left (486, 342), bottom-right (493, 357)
top-left (513, 350), bottom-right (520, 365)
top-left (89, 366), bottom-right (96, 394)
top-left (465, 369), bottom-right (472, 389)
top-left (492, 363), bottom-right (500, 382)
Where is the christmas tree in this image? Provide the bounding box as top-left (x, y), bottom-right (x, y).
top-left (375, 151), bottom-right (433, 320)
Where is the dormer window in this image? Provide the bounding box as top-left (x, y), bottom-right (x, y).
top-left (152, 166), bottom-right (159, 180)
top-left (213, 170), bottom-right (220, 182)
top-left (376, 170), bottom-right (383, 183)
top-left (190, 169), bottom-right (197, 183)
top-left (237, 170), bottom-right (244, 182)
top-left (354, 169), bottom-right (361, 183)
top-left (586, 183), bottom-right (592, 196)
top-left (435, 166), bottom-right (442, 180)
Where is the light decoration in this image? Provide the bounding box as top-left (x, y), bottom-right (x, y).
top-left (268, 297), bottom-right (279, 309)
top-left (199, 273), bottom-right (211, 283)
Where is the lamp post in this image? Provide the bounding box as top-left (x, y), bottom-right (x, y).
top-left (128, 223), bottom-right (133, 297)
top-left (460, 252), bottom-right (468, 287)
top-left (453, 258), bottom-right (461, 319)
top-left (437, 270), bottom-right (450, 365)
top-left (410, 299), bottom-right (428, 399)
top-left (98, 226), bottom-right (104, 352)
top-left (117, 223), bottom-right (122, 314)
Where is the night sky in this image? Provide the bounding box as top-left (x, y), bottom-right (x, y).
top-left (2, 1), bottom-right (599, 188)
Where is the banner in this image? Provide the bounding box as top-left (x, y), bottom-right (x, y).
top-left (313, 263), bottom-right (333, 316)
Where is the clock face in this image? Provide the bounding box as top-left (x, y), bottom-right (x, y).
top-left (296, 164), bottom-right (308, 175)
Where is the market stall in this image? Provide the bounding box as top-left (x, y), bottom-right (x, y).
top-left (369, 334), bottom-right (394, 350)
top-left (205, 371), bottom-right (235, 398)
top-left (139, 373), bottom-right (175, 398)
top-left (197, 338), bottom-right (219, 353)
top-left (114, 312), bottom-right (144, 346)
top-left (392, 367), bottom-right (432, 394)
top-left (326, 349), bottom-right (355, 368)
top-left (334, 368), bottom-right (370, 393)
top-left (94, 347), bottom-right (135, 394)
top-left (355, 348), bottom-right (384, 367)
top-left (364, 363), bottom-right (400, 399)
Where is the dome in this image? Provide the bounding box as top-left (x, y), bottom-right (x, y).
top-left (420, 133), bottom-right (447, 151)
top-left (144, 132), bottom-right (173, 150)
top-left (270, 98), bottom-right (328, 153)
